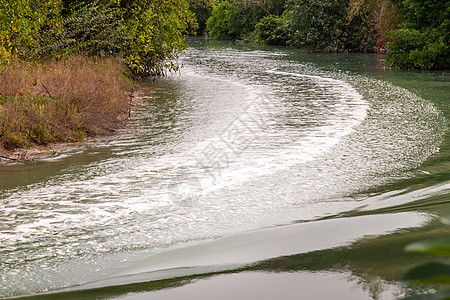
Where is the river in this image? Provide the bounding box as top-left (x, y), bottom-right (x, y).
top-left (0, 38), bottom-right (449, 299)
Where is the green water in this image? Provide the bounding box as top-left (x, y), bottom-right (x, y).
top-left (0, 38), bottom-right (449, 299)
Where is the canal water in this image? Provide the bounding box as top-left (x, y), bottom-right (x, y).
top-left (0, 38), bottom-right (448, 299)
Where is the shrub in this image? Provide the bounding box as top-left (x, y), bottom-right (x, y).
top-left (34, 2), bottom-right (131, 59)
top-left (0, 95), bottom-right (84, 149)
top-left (207, 1), bottom-right (244, 39)
top-left (385, 0), bottom-right (449, 70)
top-left (386, 29), bottom-right (450, 70)
top-left (206, 0), bottom-right (267, 40)
top-left (285, 0), bottom-right (376, 52)
top-left (122, 0), bottom-right (196, 76)
top-left (0, 0), bottom-right (62, 63)
top-left (253, 15), bottom-right (288, 45)
top-left (386, 29), bottom-right (426, 52)
top-left (285, 0), bottom-right (348, 51)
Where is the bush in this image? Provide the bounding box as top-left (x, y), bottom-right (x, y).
top-left (386, 29), bottom-right (426, 52)
top-left (253, 15), bottom-right (288, 45)
top-left (206, 0), bottom-right (266, 40)
top-left (0, 94), bottom-right (83, 149)
top-left (35, 2), bottom-right (131, 59)
top-left (0, 0), bottom-right (62, 63)
top-left (385, 0), bottom-right (449, 70)
top-left (284, 0), bottom-right (376, 52)
top-left (386, 29), bottom-right (450, 70)
top-left (284, 0), bottom-right (348, 51)
top-left (1, 0), bottom-right (195, 76)
top-left (123, 0), bottom-right (195, 76)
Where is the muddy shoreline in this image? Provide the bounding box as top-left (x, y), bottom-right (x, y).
top-left (0, 141), bottom-right (86, 163)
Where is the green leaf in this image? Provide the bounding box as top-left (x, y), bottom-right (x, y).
top-left (403, 262), bottom-right (450, 285)
top-left (405, 238), bottom-right (450, 257)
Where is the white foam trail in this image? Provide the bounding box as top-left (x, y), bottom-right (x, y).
top-left (266, 69), bottom-right (343, 83)
top-left (182, 70), bottom-right (368, 196)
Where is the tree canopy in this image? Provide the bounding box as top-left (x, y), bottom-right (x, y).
top-left (204, 0), bottom-right (449, 69)
top-left (0, 0), bottom-right (196, 76)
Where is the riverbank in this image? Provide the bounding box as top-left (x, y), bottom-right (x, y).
top-left (0, 141), bottom-right (82, 163)
top-left (0, 56), bottom-right (132, 157)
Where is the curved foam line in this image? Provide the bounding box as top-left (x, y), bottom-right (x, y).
top-left (187, 70), bottom-right (369, 195)
top-left (266, 69), bottom-right (343, 83)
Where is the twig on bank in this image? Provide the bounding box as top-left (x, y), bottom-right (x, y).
top-left (41, 82), bottom-right (53, 99)
top-left (0, 155), bottom-right (17, 161)
top-left (0, 155), bottom-right (32, 162)
top-left (129, 90), bottom-right (134, 118)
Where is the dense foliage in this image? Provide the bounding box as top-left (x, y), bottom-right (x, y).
top-left (2, 0), bottom-right (447, 73)
top-left (0, 0), bottom-right (62, 63)
top-left (205, 0), bottom-right (448, 69)
top-left (285, 0), bottom-right (375, 52)
top-left (206, 0), bottom-right (267, 39)
top-left (189, 0), bottom-right (216, 35)
top-left (253, 15), bottom-right (288, 45)
top-left (35, 2), bottom-right (130, 59)
top-left (206, 0), bottom-right (383, 51)
top-left (386, 0), bottom-right (450, 70)
top-left (0, 0), bottom-right (195, 76)
top-left (206, 1), bottom-right (241, 39)
top-left (0, 0), bottom-right (196, 149)
top-left (120, 0), bottom-right (196, 76)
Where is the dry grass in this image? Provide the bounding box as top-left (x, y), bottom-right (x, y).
top-left (0, 56), bottom-right (131, 149)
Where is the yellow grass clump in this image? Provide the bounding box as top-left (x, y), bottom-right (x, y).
top-left (0, 56), bottom-right (131, 149)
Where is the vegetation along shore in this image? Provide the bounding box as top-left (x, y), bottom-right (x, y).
top-left (0, 0), bottom-right (194, 158)
top-left (0, 0), bottom-right (448, 157)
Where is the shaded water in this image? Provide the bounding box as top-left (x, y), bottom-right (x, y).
top-left (0, 38), bottom-right (449, 299)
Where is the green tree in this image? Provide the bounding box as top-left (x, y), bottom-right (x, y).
top-left (386, 0), bottom-right (450, 70)
top-left (285, 0), bottom-right (348, 51)
top-left (253, 15), bottom-right (288, 45)
top-left (399, 0), bottom-right (449, 31)
top-left (1, 0), bottom-right (196, 76)
top-left (206, 1), bottom-right (241, 39)
top-left (0, 0), bottom-right (62, 63)
top-left (35, 1), bottom-right (130, 59)
top-left (189, 0), bottom-right (216, 35)
top-left (122, 0), bottom-right (196, 76)
top-left (206, 0), bottom-right (267, 40)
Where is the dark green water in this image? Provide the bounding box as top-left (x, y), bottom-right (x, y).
top-left (0, 38), bottom-right (448, 299)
